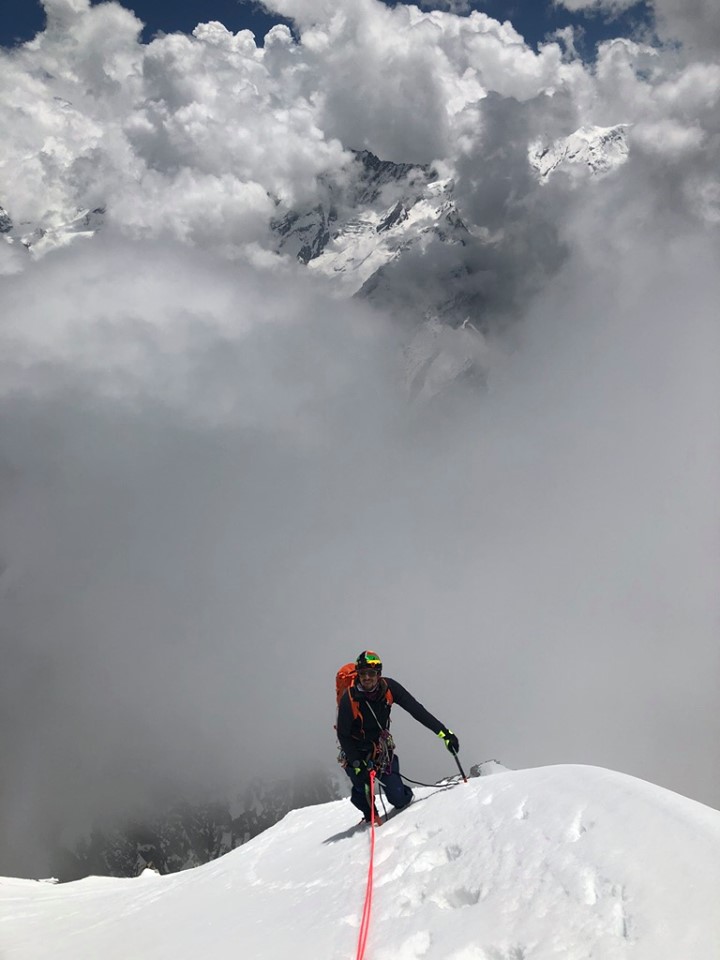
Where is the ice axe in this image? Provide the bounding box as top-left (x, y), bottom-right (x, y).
top-left (450, 746), bottom-right (468, 783)
top-left (440, 729), bottom-right (468, 783)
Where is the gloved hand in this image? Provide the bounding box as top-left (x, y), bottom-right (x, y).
top-left (438, 728), bottom-right (459, 754)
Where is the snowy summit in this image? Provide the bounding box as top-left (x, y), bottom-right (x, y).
top-left (528, 126), bottom-right (630, 181)
top-left (2, 764), bottom-right (719, 959)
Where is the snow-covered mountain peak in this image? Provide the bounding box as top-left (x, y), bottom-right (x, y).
top-left (529, 124), bottom-right (630, 181)
top-left (351, 148), bottom-right (429, 205)
top-left (3, 764), bottom-right (719, 959)
top-left (269, 150), bottom-right (470, 299)
top-left (2, 206), bottom-right (105, 257)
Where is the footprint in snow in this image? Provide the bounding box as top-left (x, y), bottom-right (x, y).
top-left (566, 807), bottom-right (589, 842)
top-left (427, 884), bottom-right (482, 909)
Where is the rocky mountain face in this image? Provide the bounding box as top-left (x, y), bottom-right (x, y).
top-left (272, 149), bottom-right (475, 311)
top-left (272, 150), bottom-right (462, 291)
top-left (269, 148), bottom-right (497, 400)
top-left (0, 206), bottom-right (12, 235)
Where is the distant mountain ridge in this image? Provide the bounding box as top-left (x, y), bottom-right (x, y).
top-left (2, 125), bottom-right (628, 295)
top-left (2, 125), bottom-right (629, 399)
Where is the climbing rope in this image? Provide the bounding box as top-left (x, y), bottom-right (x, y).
top-left (400, 774), bottom-right (460, 788)
top-left (354, 766), bottom-right (457, 958)
top-left (401, 757), bottom-right (504, 788)
top-left (355, 769), bottom-right (377, 960)
top-left (352, 755), bottom-right (500, 957)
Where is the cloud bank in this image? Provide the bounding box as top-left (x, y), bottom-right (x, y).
top-left (0, 0), bottom-right (718, 874)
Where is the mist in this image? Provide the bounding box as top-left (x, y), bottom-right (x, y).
top-left (1, 0), bottom-right (719, 876)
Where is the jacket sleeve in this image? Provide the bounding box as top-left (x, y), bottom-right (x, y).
top-left (386, 678), bottom-right (445, 735)
top-left (337, 691), bottom-right (363, 764)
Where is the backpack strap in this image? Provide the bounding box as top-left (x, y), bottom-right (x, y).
top-left (351, 679), bottom-right (393, 735)
top-left (348, 686), bottom-right (363, 724)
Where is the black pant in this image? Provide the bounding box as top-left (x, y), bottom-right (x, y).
top-left (346, 754), bottom-right (413, 820)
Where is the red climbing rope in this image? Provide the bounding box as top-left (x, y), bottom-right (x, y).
top-left (355, 769), bottom-right (377, 960)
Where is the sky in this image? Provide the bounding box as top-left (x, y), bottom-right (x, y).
top-left (3, 767), bottom-right (720, 957)
top-left (1, 0), bottom-right (719, 877)
top-left (1, 0), bottom-right (654, 54)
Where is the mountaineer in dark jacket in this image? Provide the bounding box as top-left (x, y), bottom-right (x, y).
top-left (337, 650), bottom-right (459, 823)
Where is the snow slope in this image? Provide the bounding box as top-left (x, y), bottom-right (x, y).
top-left (2, 765), bottom-right (719, 960)
top-left (528, 126), bottom-right (630, 181)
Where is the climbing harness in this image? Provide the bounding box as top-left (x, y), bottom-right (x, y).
top-left (363, 701), bottom-right (395, 773)
top-left (373, 728), bottom-right (395, 775)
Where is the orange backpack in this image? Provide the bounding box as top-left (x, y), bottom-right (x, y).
top-left (336, 663), bottom-right (357, 705)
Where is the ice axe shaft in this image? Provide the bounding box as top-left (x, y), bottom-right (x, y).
top-left (451, 748), bottom-right (468, 783)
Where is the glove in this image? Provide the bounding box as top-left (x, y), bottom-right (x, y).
top-left (438, 728), bottom-right (459, 754)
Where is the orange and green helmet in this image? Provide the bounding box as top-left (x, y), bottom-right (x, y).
top-left (356, 650), bottom-right (382, 673)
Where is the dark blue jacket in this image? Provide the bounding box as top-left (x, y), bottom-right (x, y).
top-left (337, 677), bottom-right (444, 765)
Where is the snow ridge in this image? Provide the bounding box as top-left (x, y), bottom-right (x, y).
top-left (2, 765), bottom-right (719, 960)
top-left (529, 125), bottom-right (630, 181)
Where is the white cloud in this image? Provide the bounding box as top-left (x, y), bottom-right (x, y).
top-left (653, 0), bottom-right (720, 55)
top-left (631, 118), bottom-right (706, 157)
top-left (0, 0), bottom-right (350, 236)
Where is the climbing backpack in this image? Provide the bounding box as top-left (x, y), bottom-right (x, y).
top-left (336, 662), bottom-right (358, 707)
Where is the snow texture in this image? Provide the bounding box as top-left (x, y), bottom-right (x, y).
top-left (2, 764), bottom-right (719, 959)
top-left (528, 125), bottom-right (630, 181)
